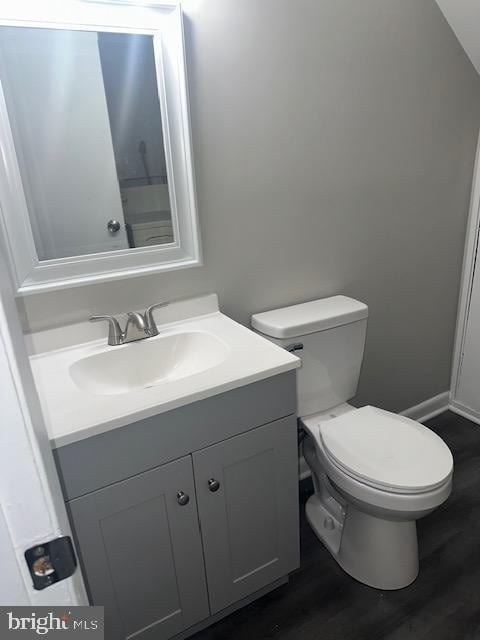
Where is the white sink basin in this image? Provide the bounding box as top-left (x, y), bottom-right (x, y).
top-left (29, 295), bottom-right (300, 447)
top-left (69, 330), bottom-right (230, 396)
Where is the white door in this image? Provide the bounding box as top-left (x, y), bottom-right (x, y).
top-left (452, 131), bottom-right (480, 419)
top-left (0, 27), bottom-right (128, 260)
top-left (455, 235), bottom-right (480, 414)
top-left (0, 246), bottom-right (87, 605)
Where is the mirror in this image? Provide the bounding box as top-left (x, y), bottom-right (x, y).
top-left (0, 27), bottom-right (173, 260)
top-left (0, 3), bottom-right (201, 294)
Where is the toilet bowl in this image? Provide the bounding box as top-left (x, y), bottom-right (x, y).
top-left (301, 404), bottom-right (452, 590)
top-left (251, 296), bottom-right (454, 590)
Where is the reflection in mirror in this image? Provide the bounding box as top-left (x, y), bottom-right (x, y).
top-left (0, 27), bottom-right (173, 261)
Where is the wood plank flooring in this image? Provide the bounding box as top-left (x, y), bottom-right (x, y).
top-left (191, 411), bottom-right (480, 640)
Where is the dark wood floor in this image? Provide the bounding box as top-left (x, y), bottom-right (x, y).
top-left (191, 411), bottom-right (480, 640)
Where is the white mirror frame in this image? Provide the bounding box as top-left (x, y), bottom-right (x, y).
top-left (0, 0), bottom-right (201, 295)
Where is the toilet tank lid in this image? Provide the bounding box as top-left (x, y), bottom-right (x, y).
top-left (251, 296), bottom-right (368, 339)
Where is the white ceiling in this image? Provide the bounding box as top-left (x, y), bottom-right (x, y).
top-left (436, 0), bottom-right (480, 74)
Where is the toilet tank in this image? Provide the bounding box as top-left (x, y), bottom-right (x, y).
top-left (251, 296), bottom-right (368, 417)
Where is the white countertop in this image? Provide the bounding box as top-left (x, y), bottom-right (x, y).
top-left (29, 294), bottom-right (300, 448)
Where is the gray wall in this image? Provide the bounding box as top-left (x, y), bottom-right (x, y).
top-left (18, 0), bottom-right (480, 413)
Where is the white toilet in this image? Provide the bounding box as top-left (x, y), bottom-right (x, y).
top-left (251, 295), bottom-right (453, 590)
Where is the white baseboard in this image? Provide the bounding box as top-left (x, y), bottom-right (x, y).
top-left (400, 391), bottom-right (450, 423)
top-left (449, 401), bottom-right (480, 426)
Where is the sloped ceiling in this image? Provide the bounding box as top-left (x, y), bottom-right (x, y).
top-left (436, 0), bottom-right (480, 74)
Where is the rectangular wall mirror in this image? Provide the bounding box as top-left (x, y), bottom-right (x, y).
top-left (0, 2), bottom-right (201, 294)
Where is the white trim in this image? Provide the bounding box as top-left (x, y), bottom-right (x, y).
top-left (450, 129), bottom-right (480, 402)
top-left (0, 503), bottom-right (29, 604)
top-left (0, 230), bottom-right (87, 604)
top-left (82, 1), bottom-right (179, 6)
top-left (449, 401), bottom-right (480, 427)
top-left (0, 1), bottom-right (202, 294)
top-left (400, 392), bottom-right (450, 423)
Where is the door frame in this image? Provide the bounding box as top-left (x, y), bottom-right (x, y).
top-left (450, 128), bottom-right (480, 422)
top-left (0, 240), bottom-right (88, 605)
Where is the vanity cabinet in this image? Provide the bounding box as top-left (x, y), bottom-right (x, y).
top-left (68, 456), bottom-right (209, 640)
top-left (193, 417), bottom-right (299, 614)
top-left (55, 373), bottom-right (299, 640)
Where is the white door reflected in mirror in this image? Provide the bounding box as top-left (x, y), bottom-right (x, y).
top-left (0, 27), bottom-right (173, 260)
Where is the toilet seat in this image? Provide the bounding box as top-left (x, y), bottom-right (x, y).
top-left (317, 406), bottom-right (453, 494)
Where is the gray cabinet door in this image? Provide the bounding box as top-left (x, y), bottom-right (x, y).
top-left (193, 416), bottom-right (300, 613)
top-left (68, 456), bottom-right (209, 640)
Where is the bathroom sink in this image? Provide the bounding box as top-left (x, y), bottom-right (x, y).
top-left (69, 330), bottom-right (230, 396)
top-left (29, 294), bottom-right (300, 447)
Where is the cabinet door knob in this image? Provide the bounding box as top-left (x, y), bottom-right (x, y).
top-left (177, 491), bottom-right (190, 506)
top-left (107, 219), bottom-right (121, 234)
top-left (208, 478), bottom-right (220, 492)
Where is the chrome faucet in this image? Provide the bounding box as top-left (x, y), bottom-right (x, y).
top-left (90, 302), bottom-right (169, 346)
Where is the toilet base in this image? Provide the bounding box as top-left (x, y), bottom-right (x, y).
top-left (305, 493), bottom-right (344, 556)
top-left (306, 494), bottom-right (419, 590)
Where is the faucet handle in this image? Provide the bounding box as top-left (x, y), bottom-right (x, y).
top-left (144, 302), bottom-right (169, 337)
top-left (89, 315), bottom-right (123, 346)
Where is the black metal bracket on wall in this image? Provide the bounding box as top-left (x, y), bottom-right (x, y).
top-left (25, 536), bottom-right (77, 590)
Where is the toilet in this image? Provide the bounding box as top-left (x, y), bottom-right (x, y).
top-left (251, 295), bottom-right (453, 590)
